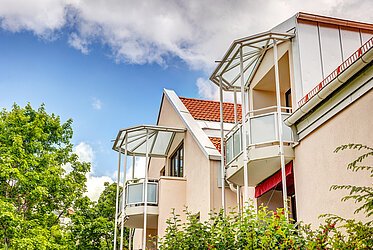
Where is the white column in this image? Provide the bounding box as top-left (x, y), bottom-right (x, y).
top-left (132, 155), bottom-right (135, 180)
top-left (142, 130), bottom-right (149, 250)
top-left (233, 88), bottom-right (238, 124)
top-left (128, 228), bottom-right (133, 250)
top-left (114, 149), bottom-right (121, 250)
top-left (240, 45), bottom-right (250, 207)
top-left (219, 76), bottom-right (226, 213)
top-left (273, 39), bottom-right (289, 219)
top-left (120, 137), bottom-right (128, 250)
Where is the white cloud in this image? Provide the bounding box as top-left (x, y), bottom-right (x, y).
top-left (196, 77), bottom-right (242, 103)
top-left (74, 142), bottom-right (113, 202)
top-left (85, 175), bottom-right (113, 202)
top-left (68, 33), bottom-right (89, 54)
top-left (196, 77), bottom-right (219, 100)
top-left (74, 141), bottom-right (94, 162)
top-left (0, 1), bottom-right (372, 72)
top-left (91, 97), bottom-right (102, 110)
top-left (112, 156), bottom-right (146, 183)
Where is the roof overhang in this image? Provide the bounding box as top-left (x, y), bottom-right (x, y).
top-left (112, 125), bottom-right (186, 157)
top-left (210, 31), bottom-right (294, 91)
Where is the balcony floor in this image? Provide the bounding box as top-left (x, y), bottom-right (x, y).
top-left (226, 145), bottom-right (294, 186)
top-left (124, 205), bottom-right (159, 229)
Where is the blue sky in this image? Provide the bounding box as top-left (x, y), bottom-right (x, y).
top-left (0, 0), bottom-right (371, 200)
top-left (0, 29), bottom-right (203, 178)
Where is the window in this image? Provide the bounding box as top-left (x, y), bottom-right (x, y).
top-left (285, 89), bottom-right (292, 112)
top-left (170, 143), bottom-right (183, 177)
top-left (160, 167), bottom-right (165, 176)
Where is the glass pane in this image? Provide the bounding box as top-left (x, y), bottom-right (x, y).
top-left (179, 147), bottom-right (183, 177)
top-left (250, 113), bottom-right (276, 144)
top-left (147, 183), bottom-right (157, 204)
top-left (126, 183), bottom-right (143, 204)
top-left (152, 131), bottom-right (172, 155)
top-left (282, 114), bottom-right (293, 142)
top-left (233, 129), bottom-right (242, 158)
top-left (226, 136), bottom-right (233, 163)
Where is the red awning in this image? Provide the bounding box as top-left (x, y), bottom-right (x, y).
top-left (255, 161), bottom-right (293, 198)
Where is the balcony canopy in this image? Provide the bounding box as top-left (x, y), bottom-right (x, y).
top-left (210, 31), bottom-right (294, 91)
top-left (113, 125), bottom-right (185, 157)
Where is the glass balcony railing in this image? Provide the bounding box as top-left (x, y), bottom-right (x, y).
top-left (118, 179), bottom-right (158, 213)
top-left (225, 109), bottom-right (293, 164)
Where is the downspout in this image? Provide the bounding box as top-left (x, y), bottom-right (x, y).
top-left (227, 181), bottom-right (241, 213)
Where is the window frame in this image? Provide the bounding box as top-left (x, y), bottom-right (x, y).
top-left (169, 142), bottom-right (184, 177)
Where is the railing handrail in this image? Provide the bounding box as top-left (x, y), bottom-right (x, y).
top-left (125, 178), bottom-right (158, 185)
top-left (247, 106), bottom-right (292, 115)
top-left (225, 109), bottom-right (292, 139)
top-left (224, 111), bottom-right (294, 166)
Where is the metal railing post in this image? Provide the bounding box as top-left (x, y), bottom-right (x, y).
top-left (120, 136), bottom-right (128, 250)
top-left (240, 45), bottom-right (250, 207)
top-left (219, 76), bottom-right (226, 214)
top-left (273, 39), bottom-right (289, 220)
top-left (142, 130), bottom-right (149, 250)
top-left (114, 149), bottom-right (121, 250)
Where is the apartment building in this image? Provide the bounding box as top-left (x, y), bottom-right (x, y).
top-left (210, 12), bottom-right (373, 224)
top-left (112, 89), bottom-right (240, 249)
top-left (113, 12), bottom-right (373, 250)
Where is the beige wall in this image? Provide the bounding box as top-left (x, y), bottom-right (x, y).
top-left (148, 95), bottom-right (238, 237)
top-left (294, 90), bottom-right (373, 226)
top-left (210, 160), bottom-right (237, 212)
top-left (157, 177), bottom-right (187, 239)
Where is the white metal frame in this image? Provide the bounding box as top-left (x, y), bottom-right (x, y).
top-left (113, 125), bottom-right (185, 250)
top-left (210, 31), bottom-right (295, 219)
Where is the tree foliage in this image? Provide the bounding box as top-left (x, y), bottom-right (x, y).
top-left (67, 182), bottom-right (126, 249)
top-left (331, 143), bottom-right (373, 221)
top-left (0, 103), bottom-right (90, 249)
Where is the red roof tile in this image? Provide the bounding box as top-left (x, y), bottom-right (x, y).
top-left (209, 137), bottom-right (221, 153)
top-left (180, 97), bottom-right (242, 123)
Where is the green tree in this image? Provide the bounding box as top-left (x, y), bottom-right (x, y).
top-left (68, 182), bottom-right (127, 249)
top-left (0, 103), bottom-right (90, 249)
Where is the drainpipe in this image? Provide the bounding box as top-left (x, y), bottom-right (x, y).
top-left (273, 39), bottom-right (289, 220)
top-left (219, 76), bottom-right (226, 214)
top-left (240, 45), bottom-right (250, 208)
top-left (228, 181), bottom-right (241, 213)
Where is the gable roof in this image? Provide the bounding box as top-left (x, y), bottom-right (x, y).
top-left (179, 97), bottom-right (242, 123)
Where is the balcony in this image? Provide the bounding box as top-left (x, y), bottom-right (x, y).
top-left (225, 107), bottom-right (295, 186)
top-left (118, 179), bottom-right (159, 229)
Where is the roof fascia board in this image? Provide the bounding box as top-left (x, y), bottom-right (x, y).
top-left (297, 12), bottom-right (373, 31)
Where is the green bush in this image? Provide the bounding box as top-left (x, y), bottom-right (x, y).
top-left (159, 144), bottom-right (373, 249)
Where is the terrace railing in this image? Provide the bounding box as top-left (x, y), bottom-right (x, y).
top-left (225, 106), bottom-right (294, 165)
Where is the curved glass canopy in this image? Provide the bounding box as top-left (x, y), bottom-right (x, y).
top-left (210, 31), bottom-right (294, 91)
top-left (113, 125), bottom-right (185, 157)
